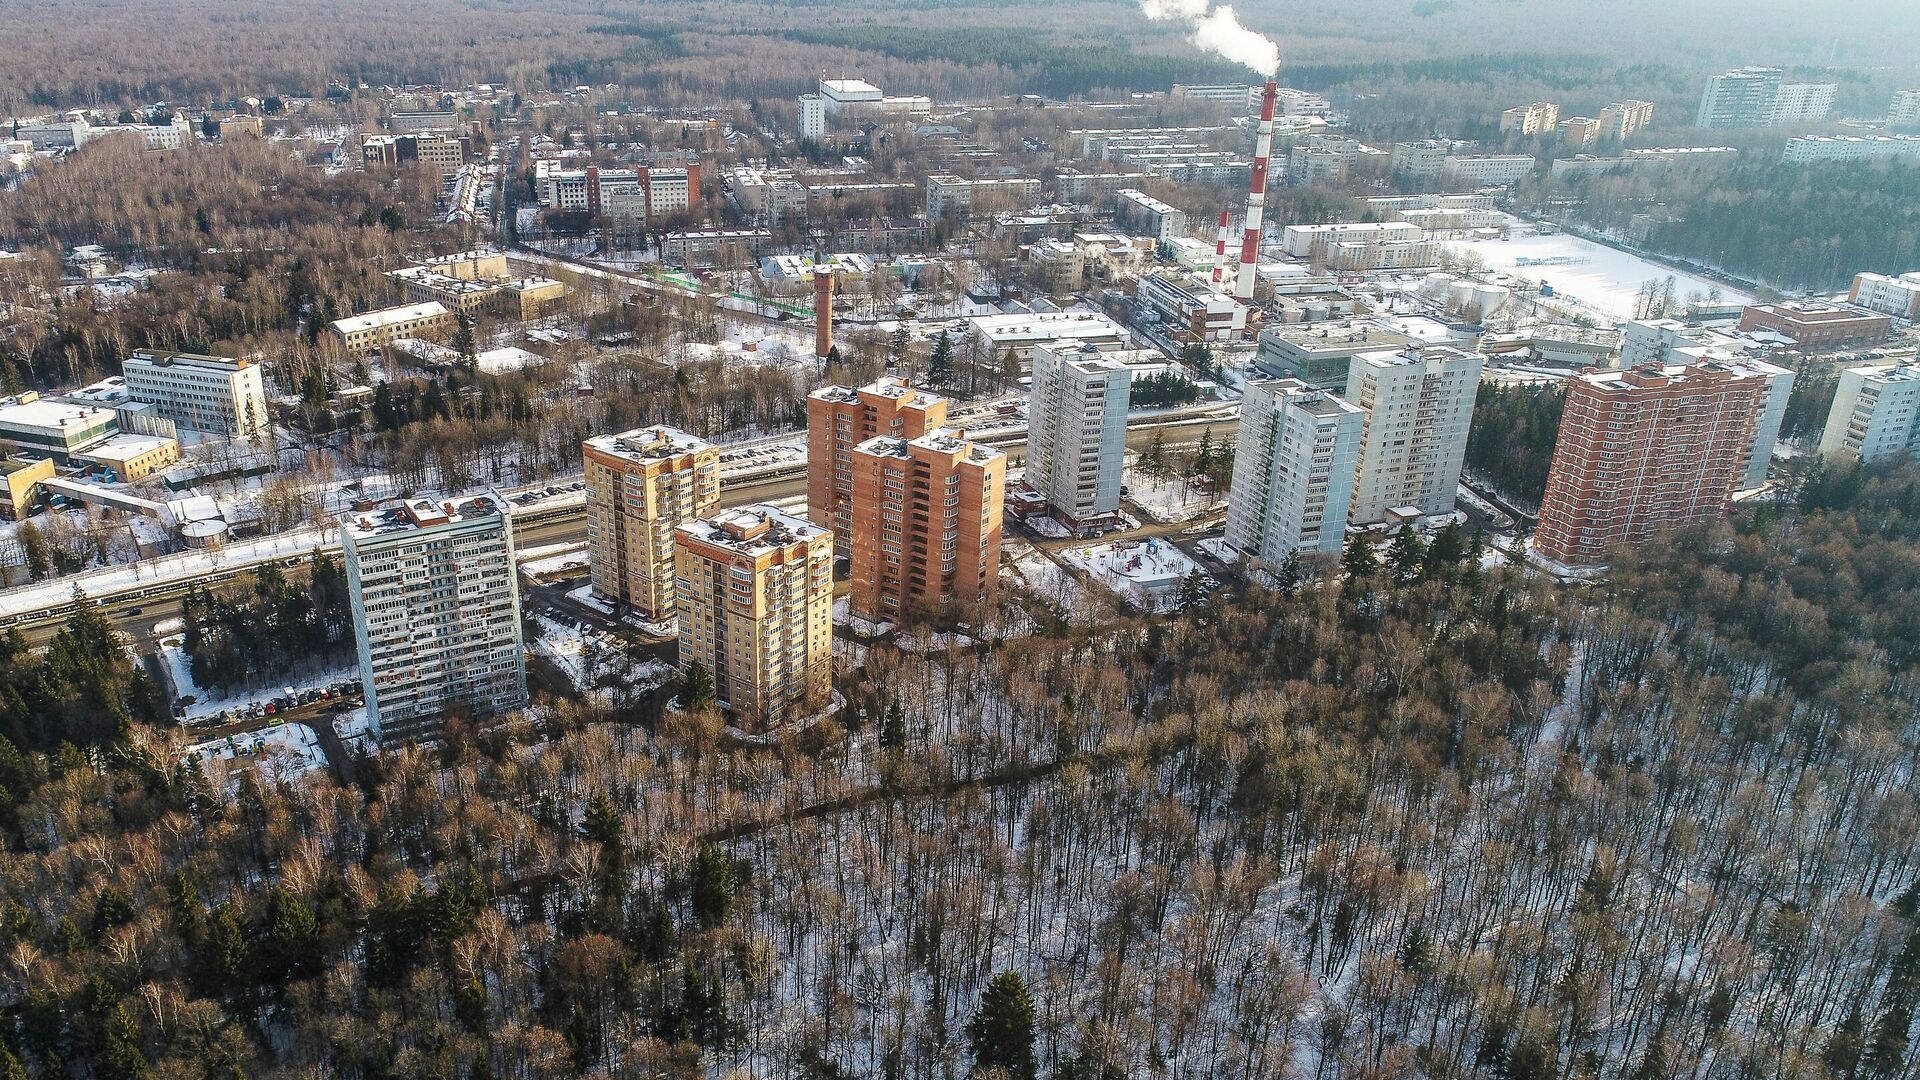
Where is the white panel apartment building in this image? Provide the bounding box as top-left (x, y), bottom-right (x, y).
top-left (342, 494), bottom-right (528, 740)
top-left (1226, 377), bottom-right (1365, 562)
top-left (1025, 343), bottom-right (1133, 528)
top-left (1819, 364), bottom-right (1920, 463)
top-left (1345, 344), bottom-right (1484, 523)
top-left (121, 351), bottom-right (270, 436)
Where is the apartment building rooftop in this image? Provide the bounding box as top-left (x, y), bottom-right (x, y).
top-left (344, 492), bottom-right (506, 540)
top-left (680, 506), bottom-right (823, 554)
top-left (583, 425), bottom-right (715, 463)
top-left (809, 376), bottom-right (933, 405)
top-left (857, 428), bottom-right (1007, 466)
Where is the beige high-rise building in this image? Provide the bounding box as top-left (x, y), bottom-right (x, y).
top-left (807, 378), bottom-right (948, 550)
top-left (675, 506), bottom-right (834, 728)
top-left (584, 426), bottom-right (721, 621)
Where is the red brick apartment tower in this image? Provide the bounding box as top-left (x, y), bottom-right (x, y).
top-left (805, 379), bottom-right (949, 550)
top-left (846, 430), bottom-right (1005, 623)
top-left (1533, 364), bottom-right (1764, 568)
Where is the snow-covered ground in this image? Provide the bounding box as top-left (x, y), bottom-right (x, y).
top-left (528, 613), bottom-right (673, 699)
top-left (156, 637), bottom-right (356, 724)
top-left (1124, 458), bottom-right (1212, 524)
top-left (184, 722), bottom-right (327, 783)
top-left (1440, 215), bottom-right (1753, 323)
top-left (1059, 538), bottom-right (1208, 613)
top-left (519, 543), bottom-right (590, 578)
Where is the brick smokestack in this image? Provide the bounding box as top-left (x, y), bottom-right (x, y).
top-left (1236, 80), bottom-right (1278, 304)
top-left (813, 265), bottom-right (835, 361)
top-left (1211, 210), bottom-right (1231, 287)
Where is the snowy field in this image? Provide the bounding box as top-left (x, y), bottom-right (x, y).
top-left (1060, 538), bottom-right (1207, 613)
top-left (184, 722), bottom-right (327, 783)
top-left (529, 614), bottom-right (673, 699)
top-left (1124, 458), bottom-right (1212, 524)
top-left (1441, 216), bottom-right (1753, 322)
top-left (156, 635), bottom-right (356, 724)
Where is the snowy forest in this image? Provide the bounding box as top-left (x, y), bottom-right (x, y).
top-left (0, 457), bottom-right (1915, 1079)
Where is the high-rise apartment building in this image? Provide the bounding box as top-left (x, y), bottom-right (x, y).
top-left (341, 494), bottom-right (528, 740)
top-left (1344, 344), bottom-right (1484, 524)
top-left (847, 430), bottom-right (1005, 621)
top-left (1500, 102), bottom-right (1560, 136)
top-left (1698, 67), bottom-right (1783, 129)
top-left (1890, 89), bottom-right (1920, 130)
top-left (806, 379), bottom-right (948, 550)
top-left (1770, 81), bottom-right (1838, 124)
top-left (583, 426), bottom-right (721, 621)
top-left (1025, 342), bottom-right (1133, 529)
top-left (1533, 364), bottom-right (1764, 568)
top-left (1818, 364), bottom-right (1920, 463)
top-left (1597, 100), bottom-right (1656, 140)
top-left (1698, 67), bottom-right (1835, 129)
top-left (674, 506), bottom-right (834, 727)
top-left (121, 351), bottom-right (270, 436)
top-left (1225, 378), bottom-right (1365, 563)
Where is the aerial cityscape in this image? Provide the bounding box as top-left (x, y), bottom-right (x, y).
top-left (0, 0), bottom-right (1917, 1076)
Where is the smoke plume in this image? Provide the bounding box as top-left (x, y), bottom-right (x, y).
top-left (1141, 0), bottom-right (1280, 77)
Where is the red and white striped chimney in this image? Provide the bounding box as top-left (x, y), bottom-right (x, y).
top-left (1235, 80), bottom-right (1279, 304)
top-left (1210, 210), bottom-right (1231, 287)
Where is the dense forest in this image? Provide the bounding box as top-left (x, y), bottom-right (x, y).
top-left (4, 0), bottom-right (1917, 132)
top-left (1464, 382), bottom-right (1564, 513)
top-left (0, 137), bottom-right (438, 388)
top-left (179, 557), bottom-right (355, 696)
top-left (1542, 160), bottom-right (1920, 292)
top-left (0, 455), bottom-right (1916, 1076)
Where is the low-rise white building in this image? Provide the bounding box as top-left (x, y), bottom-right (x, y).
top-left (1850, 271), bottom-right (1920, 320)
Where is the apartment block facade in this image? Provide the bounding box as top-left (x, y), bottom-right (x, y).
top-left (675, 507), bottom-right (834, 728)
top-left (1225, 378), bottom-right (1365, 563)
top-left (1819, 364), bottom-right (1920, 463)
top-left (806, 379), bottom-right (948, 550)
top-left (1533, 364), bottom-right (1764, 568)
top-left (847, 430), bottom-right (1005, 622)
top-left (1345, 345), bottom-right (1483, 524)
top-left (1025, 342), bottom-right (1133, 528)
top-left (583, 426), bottom-right (722, 621)
top-left (341, 494), bottom-right (528, 740)
top-left (121, 351), bottom-right (270, 436)
top-left (1500, 102), bottom-right (1560, 135)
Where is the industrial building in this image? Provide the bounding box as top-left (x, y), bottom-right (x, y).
top-left (0, 394), bottom-right (118, 460)
top-left (341, 494), bottom-right (528, 740)
top-left (330, 302), bottom-right (455, 352)
top-left (1849, 271), bottom-right (1920, 320)
top-left (1738, 303), bottom-right (1892, 350)
top-left (583, 427), bottom-right (722, 622)
top-left (388, 251), bottom-right (568, 319)
top-left (674, 506), bottom-right (834, 728)
top-left (1254, 322), bottom-right (1414, 388)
